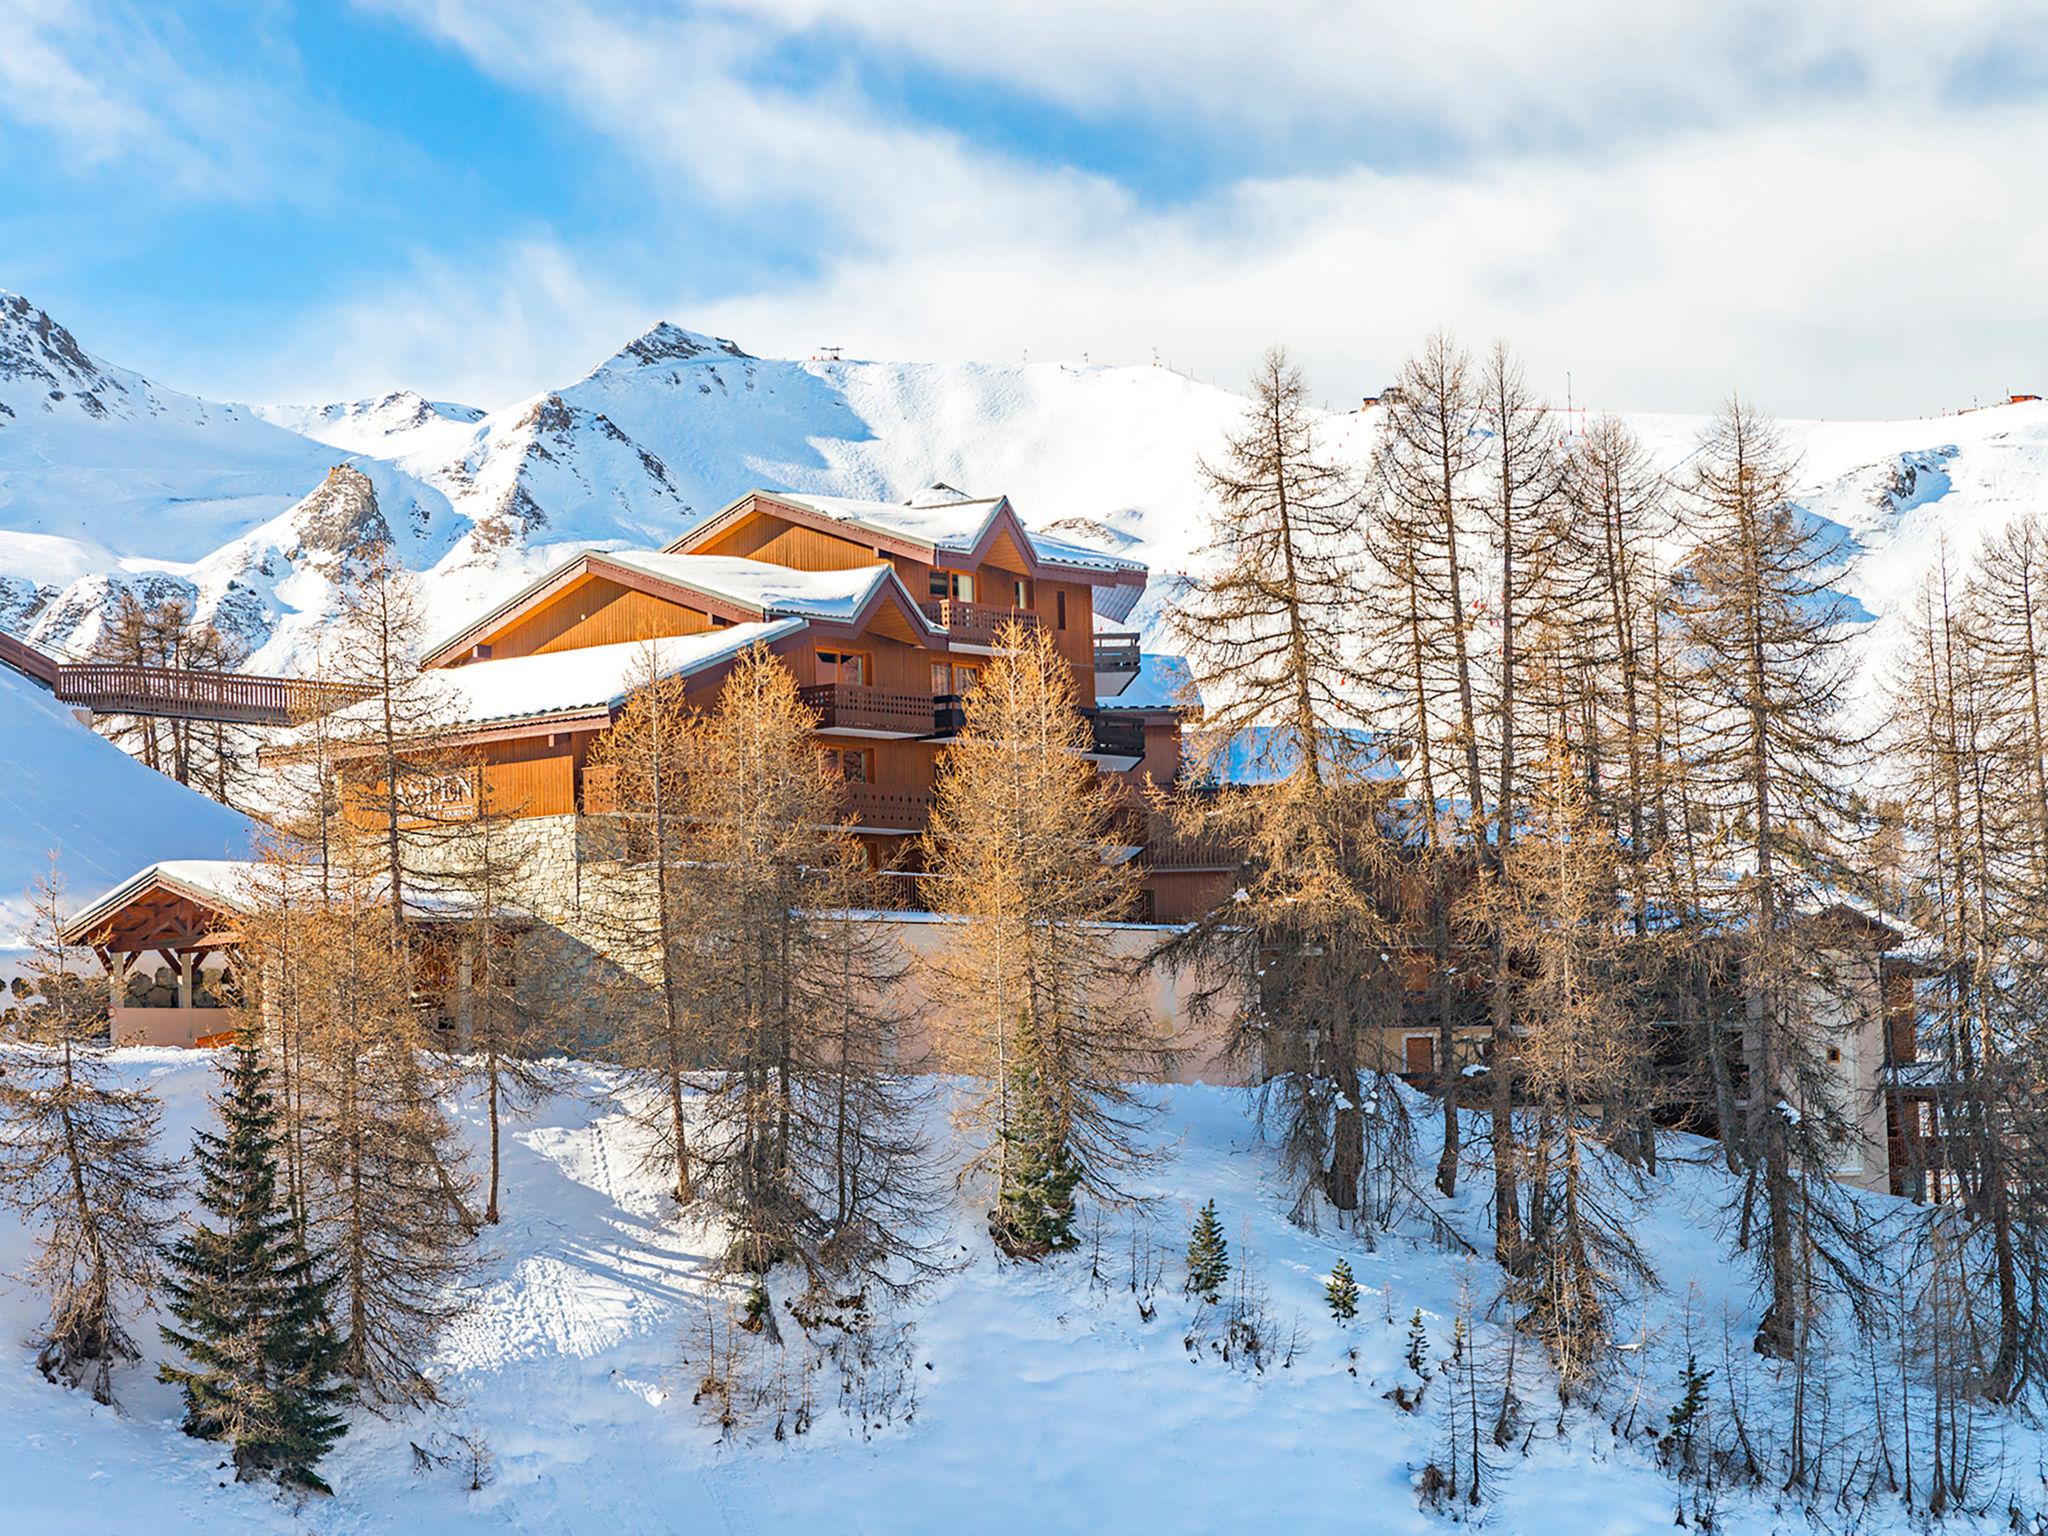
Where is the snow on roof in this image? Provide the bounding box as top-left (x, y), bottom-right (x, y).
top-left (762, 490), bottom-right (1147, 578)
top-left (67, 855), bottom-right (527, 939)
top-left (767, 490), bottom-right (1006, 552)
top-left (66, 859), bottom-right (266, 935)
top-left (341, 620), bottom-right (805, 735)
top-left (601, 551), bottom-right (897, 623)
top-left (432, 619), bottom-right (804, 726)
top-left (1097, 652), bottom-right (1199, 713)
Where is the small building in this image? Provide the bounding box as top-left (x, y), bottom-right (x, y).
top-left (61, 861), bottom-right (256, 1047)
top-left (59, 859), bottom-right (518, 1048)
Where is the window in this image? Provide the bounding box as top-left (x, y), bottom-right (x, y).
top-left (1012, 578), bottom-right (1029, 608)
top-left (816, 648), bottom-right (869, 685)
top-left (929, 569), bottom-right (976, 603)
top-left (1403, 1034), bottom-right (1437, 1075)
top-left (1056, 590), bottom-right (1068, 630)
top-left (931, 661), bottom-right (980, 695)
top-left (820, 747), bottom-right (873, 783)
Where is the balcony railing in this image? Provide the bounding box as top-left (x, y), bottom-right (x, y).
top-left (800, 683), bottom-right (940, 736)
top-left (1093, 631), bottom-right (1141, 675)
top-left (920, 600), bottom-right (1041, 647)
top-left (581, 764), bottom-right (935, 834)
top-left (1087, 712), bottom-right (1147, 761)
top-left (836, 782), bottom-right (934, 831)
top-left (1121, 809), bottom-right (1239, 872)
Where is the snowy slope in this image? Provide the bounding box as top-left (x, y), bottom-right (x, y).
top-left (0, 1056), bottom-right (2011, 1536)
top-left (0, 667), bottom-right (253, 943)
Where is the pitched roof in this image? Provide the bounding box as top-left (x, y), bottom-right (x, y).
top-left (65, 857), bottom-right (527, 943)
top-left (64, 858), bottom-right (262, 939)
top-left (669, 488), bottom-right (1149, 620)
top-left (420, 544), bottom-right (946, 671)
top-left (375, 620), bottom-right (805, 733)
top-left (598, 551), bottom-right (905, 623)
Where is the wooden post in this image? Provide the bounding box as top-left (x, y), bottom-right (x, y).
top-left (178, 951), bottom-right (195, 1009)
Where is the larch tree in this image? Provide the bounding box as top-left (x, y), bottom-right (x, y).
top-left (679, 644), bottom-right (946, 1285)
top-left (1887, 531), bottom-right (2048, 1400)
top-left (1372, 332), bottom-right (1492, 1208)
top-left (325, 538), bottom-right (474, 952)
top-left (582, 642), bottom-right (702, 1205)
top-left (1675, 398), bottom-right (1872, 1359)
top-left (1562, 417), bottom-right (1677, 1169)
top-left (438, 791), bottom-right (568, 1226)
top-left (1486, 732), bottom-right (1654, 1397)
top-left (924, 623), bottom-right (1166, 1255)
top-left (0, 860), bottom-right (177, 1404)
top-left (89, 591), bottom-right (253, 802)
top-left (1466, 339), bottom-right (1570, 1273)
top-left (292, 862), bottom-right (478, 1406)
top-left (1166, 345), bottom-right (1408, 1225)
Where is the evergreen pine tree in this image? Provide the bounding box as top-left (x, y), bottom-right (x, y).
top-left (994, 1041), bottom-right (1083, 1254)
top-left (1665, 1352), bottom-right (1713, 1465)
top-left (1325, 1258), bottom-right (1359, 1322)
top-left (160, 1038), bottom-right (349, 1492)
top-left (1185, 1200), bottom-right (1230, 1302)
top-left (1407, 1308), bottom-right (1429, 1377)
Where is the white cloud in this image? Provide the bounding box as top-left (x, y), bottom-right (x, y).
top-left (715, 0), bottom-right (2046, 143)
top-left (36, 0), bottom-right (2043, 415)
top-left (0, 0), bottom-right (367, 204)
top-left (221, 240), bottom-right (657, 409)
top-left (361, 0), bottom-right (2048, 416)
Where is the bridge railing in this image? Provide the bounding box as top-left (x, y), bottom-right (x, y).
top-left (49, 663), bottom-right (377, 725)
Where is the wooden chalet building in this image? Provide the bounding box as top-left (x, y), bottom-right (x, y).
top-left (375, 484), bottom-right (1208, 916)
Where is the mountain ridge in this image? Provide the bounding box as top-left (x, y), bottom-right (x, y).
top-left (4, 288), bottom-right (2046, 729)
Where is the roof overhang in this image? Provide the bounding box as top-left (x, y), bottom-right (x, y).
top-left (670, 490), bottom-right (1150, 604)
top-left (62, 866), bottom-right (251, 949)
top-left (421, 550), bottom-right (767, 670)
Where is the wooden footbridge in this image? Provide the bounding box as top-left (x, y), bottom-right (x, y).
top-left (1, 629), bottom-right (374, 726)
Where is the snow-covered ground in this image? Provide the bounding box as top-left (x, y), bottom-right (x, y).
top-left (0, 667), bottom-right (252, 945)
top-left (0, 1054), bottom-right (2008, 1535)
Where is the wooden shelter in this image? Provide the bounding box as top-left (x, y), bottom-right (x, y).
top-left (61, 861), bottom-right (253, 1047)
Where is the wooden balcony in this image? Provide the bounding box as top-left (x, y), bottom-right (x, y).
top-left (1093, 631), bottom-right (1141, 677)
top-left (584, 764), bottom-right (934, 834)
top-left (920, 600), bottom-right (1040, 649)
top-left (1128, 810), bottom-right (1238, 872)
top-left (835, 782), bottom-right (934, 834)
top-left (800, 683), bottom-right (941, 738)
top-left (1086, 711), bottom-right (1147, 766)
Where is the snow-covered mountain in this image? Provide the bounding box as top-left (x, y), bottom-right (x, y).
top-left (4, 287), bottom-right (2046, 717)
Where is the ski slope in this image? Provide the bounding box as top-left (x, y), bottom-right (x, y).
top-left (0, 667), bottom-right (253, 945)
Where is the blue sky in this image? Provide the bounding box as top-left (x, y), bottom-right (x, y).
top-left (5, 2), bottom-right (2048, 417)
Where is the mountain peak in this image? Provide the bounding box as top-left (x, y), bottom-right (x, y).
top-left (609, 321), bottom-right (752, 372)
top-left (0, 290), bottom-right (110, 401)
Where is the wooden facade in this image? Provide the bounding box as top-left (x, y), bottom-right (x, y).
top-left (395, 488), bottom-right (1189, 904)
